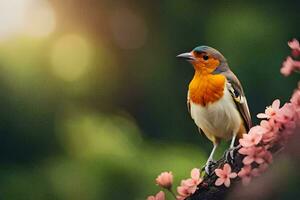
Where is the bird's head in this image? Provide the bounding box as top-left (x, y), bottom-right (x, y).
top-left (177, 46), bottom-right (227, 74)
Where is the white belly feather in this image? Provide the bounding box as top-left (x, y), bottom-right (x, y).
top-left (190, 85), bottom-right (242, 141)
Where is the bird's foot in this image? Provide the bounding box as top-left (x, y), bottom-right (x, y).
top-left (201, 160), bottom-right (217, 175)
top-left (224, 147), bottom-right (237, 164)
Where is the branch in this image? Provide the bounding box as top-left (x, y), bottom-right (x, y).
top-left (186, 143), bottom-right (283, 200)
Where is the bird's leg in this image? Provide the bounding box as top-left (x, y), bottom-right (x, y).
top-left (225, 133), bottom-right (237, 163)
top-left (230, 133), bottom-right (237, 149)
top-left (201, 143), bottom-right (218, 175)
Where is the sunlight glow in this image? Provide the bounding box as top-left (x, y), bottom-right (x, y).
top-left (51, 34), bottom-right (92, 82)
top-left (23, 0), bottom-right (56, 37)
top-left (0, 0), bottom-right (28, 40)
top-left (0, 0), bottom-right (56, 40)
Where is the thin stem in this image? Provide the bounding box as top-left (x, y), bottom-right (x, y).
top-left (168, 188), bottom-right (177, 199)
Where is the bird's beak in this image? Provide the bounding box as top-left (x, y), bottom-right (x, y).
top-left (176, 52), bottom-right (195, 62)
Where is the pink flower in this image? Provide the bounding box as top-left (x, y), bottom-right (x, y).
top-left (147, 191), bottom-right (165, 200)
top-left (215, 163), bottom-right (237, 187)
top-left (180, 168), bottom-right (202, 189)
top-left (257, 99), bottom-right (281, 119)
top-left (281, 56), bottom-right (300, 76)
top-left (252, 163), bottom-right (269, 177)
top-left (176, 196), bottom-right (186, 200)
top-left (176, 168), bottom-right (202, 200)
top-left (288, 38), bottom-right (300, 57)
top-left (257, 148), bottom-right (273, 164)
top-left (239, 126), bottom-right (263, 147)
top-left (276, 103), bottom-right (297, 135)
top-left (156, 172), bottom-right (173, 189)
top-left (276, 103), bottom-right (296, 123)
top-left (190, 168), bottom-right (202, 185)
top-left (291, 86), bottom-right (300, 123)
top-left (237, 165), bottom-right (253, 186)
top-left (288, 38), bottom-right (300, 50)
top-left (291, 87), bottom-right (300, 107)
top-left (260, 120), bottom-right (279, 144)
top-left (177, 183), bottom-right (194, 198)
top-left (238, 147), bottom-right (265, 165)
top-left (238, 163), bottom-right (270, 186)
top-left (281, 37), bottom-right (300, 75)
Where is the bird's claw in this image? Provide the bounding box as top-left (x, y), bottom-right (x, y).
top-left (224, 147), bottom-right (236, 164)
top-left (201, 160), bottom-right (217, 175)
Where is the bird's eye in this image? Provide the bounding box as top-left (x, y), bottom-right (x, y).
top-left (203, 55), bottom-right (209, 60)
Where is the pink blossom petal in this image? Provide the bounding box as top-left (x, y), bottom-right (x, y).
top-left (223, 164), bottom-right (232, 174)
top-left (177, 186), bottom-right (189, 196)
top-left (238, 165), bottom-right (254, 186)
top-left (224, 178), bottom-right (231, 187)
top-left (187, 185), bottom-right (197, 194)
top-left (176, 196), bottom-right (186, 200)
top-left (260, 120), bottom-right (269, 128)
top-left (239, 139), bottom-right (252, 147)
top-left (238, 170), bottom-right (246, 177)
top-left (263, 151), bottom-right (273, 164)
top-left (156, 172), bottom-right (173, 189)
top-left (229, 172), bottom-right (237, 179)
top-left (215, 178), bottom-right (224, 186)
top-left (255, 157), bottom-right (265, 164)
top-left (238, 147), bottom-right (247, 155)
top-left (191, 168), bottom-right (200, 180)
top-left (253, 134), bottom-right (262, 144)
top-left (281, 57), bottom-right (294, 76)
top-left (272, 99), bottom-right (280, 110)
top-left (239, 132), bottom-right (262, 147)
top-left (288, 38), bottom-right (300, 49)
top-left (147, 196), bottom-right (155, 200)
top-left (257, 113), bottom-right (269, 119)
top-left (215, 164), bottom-right (236, 188)
top-left (249, 125), bottom-right (266, 135)
top-left (243, 156), bottom-right (254, 165)
top-left (281, 56), bottom-right (300, 76)
top-left (181, 179), bottom-right (194, 187)
top-left (291, 89), bottom-right (300, 106)
top-left (239, 147), bottom-right (255, 155)
top-left (215, 169), bottom-right (224, 177)
top-left (156, 191), bottom-right (165, 200)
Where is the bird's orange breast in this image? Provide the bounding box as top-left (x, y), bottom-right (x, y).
top-left (189, 72), bottom-right (226, 106)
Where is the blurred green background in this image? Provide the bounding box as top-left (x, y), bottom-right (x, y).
top-left (0, 0), bottom-right (299, 199)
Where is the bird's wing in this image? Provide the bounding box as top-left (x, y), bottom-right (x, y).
top-left (187, 91), bottom-right (191, 114)
top-left (187, 91), bottom-right (204, 134)
top-left (223, 71), bottom-right (252, 131)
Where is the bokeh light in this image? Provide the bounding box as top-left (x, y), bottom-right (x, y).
top-left (50, 34), bottom-right (93, 82)
top-left (0, 0), bottom-right (56, 40)
top-left (0, 0), bottom-right (28, 40)
top-left (23, 0), bottom-right (56, 37)
top-left (56, 109), bottom-right (142, 160)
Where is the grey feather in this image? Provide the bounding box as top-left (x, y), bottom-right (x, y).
top-left (221, 68), bottom-right (252, 131)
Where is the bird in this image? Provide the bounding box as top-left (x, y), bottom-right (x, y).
top-left (177, 46), bottom-right (252, 173)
